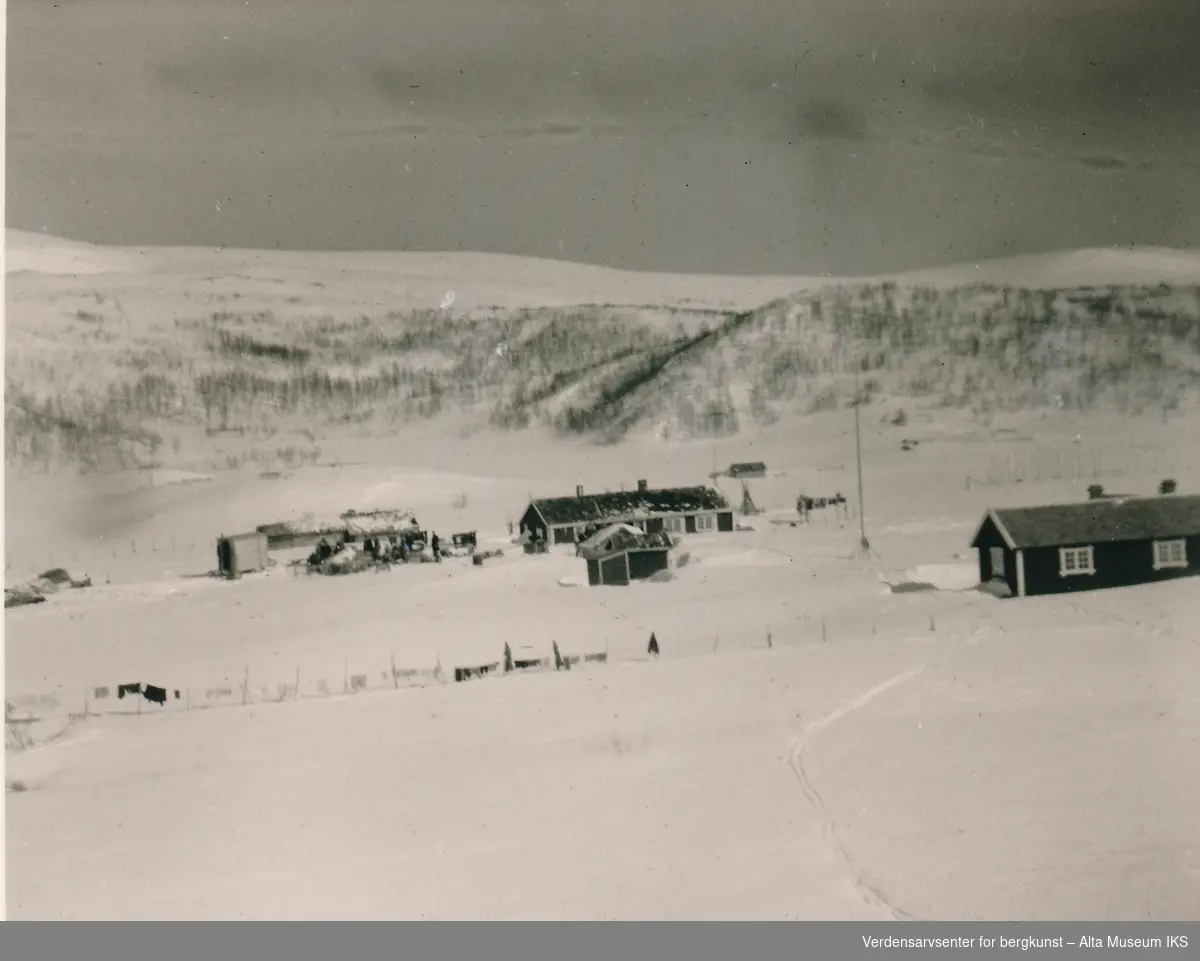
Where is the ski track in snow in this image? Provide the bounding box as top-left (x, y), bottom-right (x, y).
top-left (784, 667), bottom-right (924, 921)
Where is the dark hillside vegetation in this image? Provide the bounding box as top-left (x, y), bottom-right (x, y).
top-left (6, 282), bottom-right (1199, 473)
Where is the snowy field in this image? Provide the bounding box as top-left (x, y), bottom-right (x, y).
top-left (6, 233), bottom-right (1200, 919)
top-left (7, 441), bottom-right (1200, 920)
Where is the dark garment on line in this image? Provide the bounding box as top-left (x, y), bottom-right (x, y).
top-left (117, 683), bottom-right (142, 699)
top-left (143, 684), bottom-right (168, 705)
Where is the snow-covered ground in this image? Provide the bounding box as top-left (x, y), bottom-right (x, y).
top-left (7, 450), bottom-right (1199, 920)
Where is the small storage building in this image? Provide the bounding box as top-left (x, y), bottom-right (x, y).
top-left (579, 524), bottom-right (674, 587)
top-left (728, 461), bottom-right (767, 479)
top-left (970, 490), bottom-right (1200, 597)
top-left (217, 532), bottom-right (271, 579)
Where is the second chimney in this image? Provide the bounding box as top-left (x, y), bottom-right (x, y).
top-left (575, 484), bottom-right (584, 498)
top-left (637, 479), bottom-right (648, 492)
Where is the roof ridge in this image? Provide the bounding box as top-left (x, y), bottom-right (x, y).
top-left (981, 491), bottom-right (1200, 550)
top-left (995, 492), bottom-right (1200, 511)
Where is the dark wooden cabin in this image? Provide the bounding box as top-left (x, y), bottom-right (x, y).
top-left (970, 491), bottom-right (1200, 598)
top-left (580, 524), bottom-right (674, 586)
top-left (519, 479), bottom-right (733, 547)
top-left (586, 547), bottom-right (671, 587)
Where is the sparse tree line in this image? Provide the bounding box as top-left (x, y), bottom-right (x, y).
top-left (6, 284), bottom-right (1199, 473)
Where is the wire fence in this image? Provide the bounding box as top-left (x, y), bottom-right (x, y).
top-left (10, 577), bottom-right (1193, 765)
top-left (6, 585), bottom-right (1124, 749)
top-left (963, 443), bottom-right (1188, 491)
top-left (5, 535), bottom-right (230, 587)
top-left (5, 641), bottom-right (614, 746)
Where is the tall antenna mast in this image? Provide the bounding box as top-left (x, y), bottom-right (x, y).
top-left (850, 365), bottom-right (877, 560)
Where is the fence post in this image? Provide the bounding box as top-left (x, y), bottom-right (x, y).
top-left (294, 666), bottom-right (301, 701)
top-left (821, 616), bottom-right (827, 643)
top-left (390, 653), bottom-right (399, 689)
top-left (343, 658), bottom-right (349, 695)
top-left (241, 666), bottom-right (250, 706)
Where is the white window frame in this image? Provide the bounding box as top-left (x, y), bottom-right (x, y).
top-left (1152, 538), bottom-right (1188, 571)
top-left (664, 516), bottom-right (686, 534)
top-left (989, 546), bottom-right (1006, 580)
top-left (694, 513), bottom-right (716, 532)
top-left (1058, 545), bottom-right (1095, 577)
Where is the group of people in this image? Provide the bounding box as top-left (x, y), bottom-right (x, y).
top-left (795, 492), bottom-right (849, 523)
top-left (306, 530), bottom-right (441, 568)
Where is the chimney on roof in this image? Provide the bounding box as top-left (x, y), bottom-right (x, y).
top-left (575, 484), bottom-right (584, 498)
top-left (637, 478), bottom-right (648, 492)
top-left (1159, 479), bottom-right (1178, 495)
top-left (1087, 484), bottom-right (1105, 500)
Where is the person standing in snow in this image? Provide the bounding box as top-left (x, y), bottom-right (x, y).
top-left (648, 632), bottom-right (660, 657)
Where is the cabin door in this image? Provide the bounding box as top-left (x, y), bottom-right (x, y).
top-left (218, 539), bottom-right (234, 577)
top-left (989, 547), bottom-right (1005, 580)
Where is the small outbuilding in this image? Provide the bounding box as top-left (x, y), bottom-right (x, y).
top-left (579, 524), bottom-right (674, 587)
top-left (728, 461), bottom-right (767, 479)
top-left (217, 532), bottom-right (271, 579)
top-left (970, 489), bottom-right (1200, 598)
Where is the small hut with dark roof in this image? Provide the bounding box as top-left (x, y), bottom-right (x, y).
top-left (577, 523), bottom-right (675, 587)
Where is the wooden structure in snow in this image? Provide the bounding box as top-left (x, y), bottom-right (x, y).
top-left (256, 508), bottom-right (420, 550)
top-left (519, 478), bottom-right (733, 547)
top-left (217, 532), bottom-right (270, 579)
top-left (579, 523), bottom-right (674, 587)
top-left (971, 487), bottom-right (1200, 598)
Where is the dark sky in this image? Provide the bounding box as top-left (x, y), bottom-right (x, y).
top-left (7, 0), bottom-right (1199, 275)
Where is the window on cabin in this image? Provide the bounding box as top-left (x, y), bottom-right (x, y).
top-left (1153, 539), bottom-right (1187, 570)
top-left (989, 547), bottom-right (1005, 579)
top-left (665, 516), bottom-right (686, 534)
top-left (1059, 546), bottom-right (1095, 576)
top-left (695, 513), bottom-right (716, 532)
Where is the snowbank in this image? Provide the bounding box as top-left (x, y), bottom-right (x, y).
top-left (881, 563), bottom-right (979, 593)
top-left (146, 469), bottom-right (214, 488)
